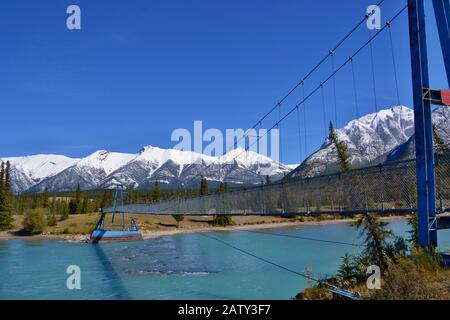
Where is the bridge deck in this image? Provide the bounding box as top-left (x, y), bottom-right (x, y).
top-left (104, 155), bottom-right (450, 219)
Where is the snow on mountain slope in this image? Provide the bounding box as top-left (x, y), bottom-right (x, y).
top-left (288, 106), bottom-right (416, 179)
top-left (100, 147), bottom-right (288, 190)
top-left (28, 150), bottom-right (135, 193)
top-left (0, 155), bottom-right (79, 193)
top-left (217, 147), bottom-right (290, 176)
top-left (75, 150), bottom-right (135, 175)
top-left (385, 106), bottom-right (450, 162)
top-left (1, 154), bottom-right (79, 181)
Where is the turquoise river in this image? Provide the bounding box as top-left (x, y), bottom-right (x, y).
top-left (0, 220), bottom-right (449, 299)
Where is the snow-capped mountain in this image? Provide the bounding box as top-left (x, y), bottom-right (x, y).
top-left (5, 147), bottom-right (291, 193)
top-left (288, 106), bottom-right (417, 179)
top-left (385, 106), bottom-right (450, 162)
top-left (100, 147), bottom-right (290, 190)
top-left (0, 155), bottom-right (80, 193)
top-left (28, 150), bottom-right (136, 193)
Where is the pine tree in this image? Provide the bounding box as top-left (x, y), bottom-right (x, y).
top-left (68, 199), bottom-right (78, 215)
top-left (213, 181), bottom-right (232, 226)
top-left (265, 175), bottom-right (272, 185)
top-left (329, 121), bottom-right (351, 173)
top-left (433, 124), bottom-right (449, 153)
top-left (75, 183), bottom-right (81, 214)
top-left (60, 200), bottom-right (69, 221)
top-left (5, 161), bottom-right (11, 191)
top-left (407, 212), bottom-right (419, 246)
top-left (337, 253), bottom-right (358, 288)
top-left (353, 214), bottom-right (393, 269)
top-left (0, 161), bottom-right (13, 231)
top-left (47, 209), bottom-right (57, 226)
top-left (218, 182), bottom-right (226, 193)
top-left (100, 190), bottom-right (108, 209)
top-left (200, 176), bottom-right (209, 196)
top-left (81, 197), bottom-right (88, 214)
top-left (152, 180), bottom-right (161, 202)
top-left (42, 188), bottom-right (49, 209)
top-left (0, 162), bottom-right (4, 189)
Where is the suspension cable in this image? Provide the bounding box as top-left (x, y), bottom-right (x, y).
top-left (197, 232), bottom-right (329, 286)
top-left (175, 0), bottom-right (390, 181)
top-left (241, 230), bottom-right (365, 247)
top-left (157, 4), bottom-right (408, 199)
top-left (250, 0), bottom-right (387, 130)
top-left (246, 5), bottom-right (408, 159)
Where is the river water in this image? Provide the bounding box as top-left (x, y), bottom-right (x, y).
top-left (0, 220), bottom-right (449, 300)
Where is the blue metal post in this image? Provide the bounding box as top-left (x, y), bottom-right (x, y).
top-left (111, 186), bottom-right (118, 226)
top-left (408, 0), bottom-right (438, 247)
top-left (432, 0), bottom-right (450, 86)
top-left (120, 185), bottom-right (125, 230)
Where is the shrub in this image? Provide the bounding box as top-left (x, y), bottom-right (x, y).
top-left (213, 215), bottom-right (233, 226)
top-left (370, 257), bottom-right (444, 300)
top-left (22, 208), bottom-right (47, 234)
top-left (295, 285), bottom-right (331, 300)
top-left (47, 211), bottom-right (57, 227)
top-left (172, 215), bottom-right (184, 228)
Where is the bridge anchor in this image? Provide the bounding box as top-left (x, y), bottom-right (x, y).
top-left (90, 185), bottom-right (143, 243)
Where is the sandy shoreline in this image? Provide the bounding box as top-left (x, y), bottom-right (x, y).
top-left (0, 216), bottom-right (407, 243)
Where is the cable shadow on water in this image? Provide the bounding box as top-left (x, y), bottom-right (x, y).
top-left (90, 243), bottom-right (131, 300)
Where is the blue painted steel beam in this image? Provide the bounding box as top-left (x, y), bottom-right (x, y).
top-left (432, 0), bottom-right (450, 87)
top-left (408, 0), bottom-right (438, 247)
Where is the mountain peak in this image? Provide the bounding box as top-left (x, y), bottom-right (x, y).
top-left (289, 105), bottom-right (417, 179)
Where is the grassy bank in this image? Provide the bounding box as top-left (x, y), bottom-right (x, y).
top-left (1, 212), bottom-right (400, 240)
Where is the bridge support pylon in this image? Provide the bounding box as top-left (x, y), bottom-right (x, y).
top-left (408, 0), bottom-right (450, 247)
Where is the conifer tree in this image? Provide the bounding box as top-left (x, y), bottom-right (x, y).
top-left (0, 161), bottom-right (13, 231)
top-left (218, 181), bottom-right (226, 193)
top-left (213, 180), bottom-right (232, 226)
top-left (42, 188), bottom-right (49, 209)
top-left (75, 183), bottom-right (81, 214)
top-left (81, 197), bottom-right (88, 214)
top-left (265, 175), bottom-right (272, 185)
top-left (60, 200), bottom-right (69, 221)
top-left (5, 161), bottom-right (11, 191)
top-left (329, 121), bottom-right (351, 173)
top-left (100, 190), bottom-right (108, 209)
top-left (152, 180), bottom-right (161, 202)
top-left (69, 199), bottom-right (77, 215)
top-left (200, 176), bottom-right (209, 196)
top-left (433, 124), bottom-right (449, 153)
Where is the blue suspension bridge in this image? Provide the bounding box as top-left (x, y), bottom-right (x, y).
top-left (91, 0), bottom-right (450, 299)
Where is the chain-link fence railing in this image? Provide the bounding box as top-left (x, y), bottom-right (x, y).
top-left (104, 153), bottom-right (450, 216)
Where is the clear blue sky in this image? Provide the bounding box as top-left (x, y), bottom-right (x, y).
top-left (0, 0), bottom-right (447, 164)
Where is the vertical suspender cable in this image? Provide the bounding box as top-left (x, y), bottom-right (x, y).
top-left (302, 82), bottom-right (308, 158)
top-left (350, 57), bottom-right (360, 119)
top-left (330, 51), bottom-right (339, 127)
top-left (296, 105), bottom-right (303, 161)
top-left (387, 23), bottom-right (401, 106)
top-left (320, 83), bottom-right (327, 137)
top-left (278, 102), bottom-right (282, 169)
top-left (368, 29), bottom-right (378, 112)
